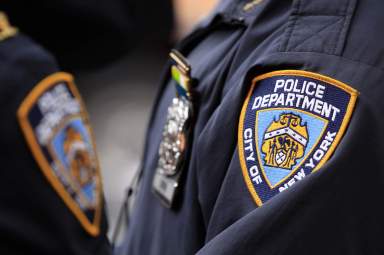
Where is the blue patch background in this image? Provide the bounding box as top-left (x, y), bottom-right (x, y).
top-left (241, 73), bottom-right (354, 204)
top-left (256, 110), bottom-right (326, 186)
top-left (51, 118), bottom-right (96, 203)
top-left (27, 82), bottom-right (98, 220)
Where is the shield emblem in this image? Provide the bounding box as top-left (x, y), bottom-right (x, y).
top-left (238, 70), bottom-right (358, 206)
top-left (18, 73), bottom-right (102, 236)
top-left (256, 109), bottom-right (327, 188)
top-left (275, 150), bottom-right (286, 165)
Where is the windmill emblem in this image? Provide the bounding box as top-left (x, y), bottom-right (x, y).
top-left (261, 113), bottom-right (308, 170)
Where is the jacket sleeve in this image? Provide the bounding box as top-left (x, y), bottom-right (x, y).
top-left (195, 58), bottom-right (384, 255)
top-left (196, 1), bottom-right (384, 253)
top-left (0, 32), bottom-right (111, 255)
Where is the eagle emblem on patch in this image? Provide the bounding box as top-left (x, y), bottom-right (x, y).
top-left (238, 70), bottom-right (358, 206)
top-left (18, 72), bottom-right (102, 236)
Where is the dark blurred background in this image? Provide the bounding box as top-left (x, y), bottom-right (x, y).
top-left (0, 0), bottom-right (218, 238)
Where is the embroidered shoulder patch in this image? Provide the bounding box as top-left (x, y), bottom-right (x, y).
top-left (18, 72), bottom-right (102, 236)
top-left (238, 70), bottom-right (358, 206)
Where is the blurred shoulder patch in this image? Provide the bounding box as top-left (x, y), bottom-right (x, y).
top-left (18, 72), bottom-right (102, 236)
top-left (0, 12), bottom-right (18, 41)
top-left (238, 70), bottom-right (358, 206)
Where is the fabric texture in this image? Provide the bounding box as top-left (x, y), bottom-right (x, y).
top-left (0, 33), bottom-right (111, 255)
top-left (121, 0), bottom-right (384, 254)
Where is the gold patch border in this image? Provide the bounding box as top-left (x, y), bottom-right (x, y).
top-left (238, 70), bottom-right (359, 206)
top-left (17, 72), bottom-right (103, 236)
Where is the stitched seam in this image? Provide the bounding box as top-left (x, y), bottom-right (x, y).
top-left (279, 17), bottom-right (294, 52)
top-left (333, 0), bottom-right (349, 54)
top-left (269, 51), bottom-right (384, 73)
top-left (291, 17), bottom-right (344, 51)
top-left (284, 0), bottom-right (302, 52)
top-left (335, 0), bottom-right (356, 55)
top-left (281, 0), bottom-right (355, 55)
top-left (295, 17), bottom-right (343, 52)
top-left (295, 13), bottom-right (346, 17)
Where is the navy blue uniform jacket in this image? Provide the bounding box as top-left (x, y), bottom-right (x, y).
top-left (121, 0), bottom-right (384, 254)
top-left (0, 30), bottom-right (111, 254)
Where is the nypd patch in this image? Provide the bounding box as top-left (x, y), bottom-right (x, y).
top-left (238, 70), bottom-right (358, 206)
top-left (18, 73), bottom-right (102, 236)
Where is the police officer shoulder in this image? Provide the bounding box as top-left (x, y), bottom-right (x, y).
top-left (120, 0), bottom-right (384, 254)
top-left (0, 12), bottom-right (111, 254)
